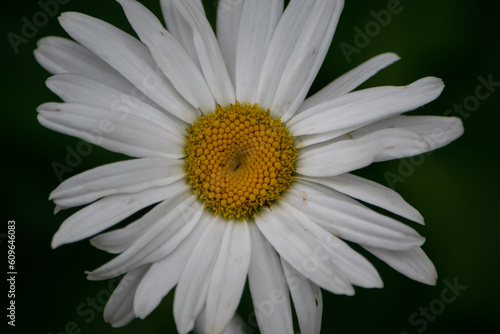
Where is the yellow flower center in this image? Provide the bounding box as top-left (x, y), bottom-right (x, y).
top-left (184, 102), bottom-right (297, 220)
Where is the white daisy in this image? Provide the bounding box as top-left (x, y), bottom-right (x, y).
top-left (35, 0), bottom-right (464, 333)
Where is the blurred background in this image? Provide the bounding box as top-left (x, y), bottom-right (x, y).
top-left (1, 0), bottom-right (499, 333)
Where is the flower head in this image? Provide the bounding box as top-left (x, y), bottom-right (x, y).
top-left (35, 0), bottom-right (463, 333)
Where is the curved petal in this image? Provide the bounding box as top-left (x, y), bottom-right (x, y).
top-left (364, 246), bottom-right (437, 285)
top-left (174, 216), bottom-right (227, 334)
top-left (247, 223), bottom-right (294, 334)
top-left (296, 128), bottom-right (430, 177)
top-left (161, 0), bottom-right (205, 67)
top-left (297, 173), bottom-right (424, 224)
top-left (332, 115), bottom-right (465, 158)
top-left (289, 77), bottom-right (445, 143)
top-left (270, 0), bottom-right (344, 121)
top-left (46, 74), bottom-right (187, 136)
top-left (256, 0), bottom-right (343, 121)
top-left (37, 103), bottom-right (184, 159)
top-left (50, 158), bottom-right (184, 208)
top-left (117, 0), bottom-right (216, 114)
top-left (196, 308), bottom-right (244, 334)
top-left (51, 185), bottom-right (173, 248)
top-left (104, 265), bottom-right (149, 327)
top-left (216, 0), bottom-right (244, 83)
top-left (34, 36), bottom-right (138, 95)
top-left (285, 180), bottom-right (425, 251)
top-left (90, 181), bottom-right (191, 254)
top-left (299, 52), bottom-right (401, 111)
top-left (205, 221), bottom-right (251, 334)
top-left (275, 201), bottom-right (383, 289)
top-left (281, 259), bottom-right (323, 334)
top-left (87, 193), bottom-right (204, 280)
top-left (133, 210), bottom-right (211, 319)
top-left (59, 11), bottom-right (196, 123)
top-left (255, 203), bottom-right (355, 295)
top-left (172, 0), bottom-right (235, 106)
top-left (235, 0), bottom-right (283, 102)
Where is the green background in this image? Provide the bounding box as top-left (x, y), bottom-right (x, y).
top-left (2, 0), bottom-right (499, 333)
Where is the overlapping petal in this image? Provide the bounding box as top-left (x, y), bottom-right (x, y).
top-left (133, 210), bottom-right (212, 319)
top-left (34, 36), bottom-right (138, 95)
top-left (284, 180), bottom-right (425, 250)
top-left (89, 181), bottom-right (191, 254)
top-left (365, 246), bottom-right (437, 285)
top-left (282, 260), bottom-right (323, 334)
top-left (299, 52), bottom-right (401, 111)
top-left (205, 221), bottom-right (251, 334)
top-left (289, 77), bottom-right (445, 144)
top-left (172, 0), bottom-right (236, 106)
top-left (248, 224), bottom-right (294, 334)
top-left (173, 217), bottom-right (227, 333)
top-left (50, 158), bottom-right (184, 208)
top-left (104, 265), bottom-right (149, 327)
top-left (160, 0), bottom-right (205, 67)
top-left (58, 11), bottom-right (196, 122)
top-left (117, 0), bottom-right (216, 114)
top-left (46, 74), bottom-right (186, 135)
top-left (87, 192), bottom-right (204, 280)
top-left (296, 128), bottom-right (430, 177)
top-left (235, 0), bottom-right (283, 102)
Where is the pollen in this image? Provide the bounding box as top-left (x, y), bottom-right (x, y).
top-left (184, 102), bottom-right (297, 220)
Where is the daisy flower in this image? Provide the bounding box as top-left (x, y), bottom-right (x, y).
top-left (35, 0), bottom-right (464, 333)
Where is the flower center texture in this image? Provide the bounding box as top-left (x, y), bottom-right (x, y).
top-left (184, 102), bottom-right (298, 220)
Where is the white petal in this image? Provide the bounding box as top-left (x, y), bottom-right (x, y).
top-left (334, 115), bottom-right (464, 158)
top-left (51, 185), bottom-right (172, 248)
top-left (255, 203), bottom-right (355, 295)
top-left (133, 211), bottom-right (211, 319)
top-left (289, 77), bottom-right (445, 143)
top-left (248, 224), bottom-right (294, 334)
top-left (172, 0), bottom-right (235, 106)
top-left (117, 0), bottom-right (216, 114)
top-left (195, 308), bottom-right (244, 334)
top-left (160, 0), bottom-right (205, 67)
top-left (104, 265), bottom-right (149, 327)
top-left (50, 158), bottom-right (184, 208)
top-left (90, 181), bottom-right (191, 254)
top-left (34, 36), bottom-right (137, 94)
top-left (235, 0), bottom-right (283, 102)
top-left (205, 221), bottom-right (251, 334)
top-left (87, 193), bottom-right (204, 280)
top-left (174, 217), bottom-right (227, 334)
top-left (255, 0), bottom-right (317, 110)
top-left (297, 173), bottom-right (424, 224)
top-left (59, 11), bottom-right (196, 123)
top-left (299, 52), bottom-right (401, 111)
top-left (296, 128), bottom-right (430, 177)
top-left (287, 180), bottom-right (425, 251)
top-left (270, 0), bottom-right (344, 121)
top-left (281, 260), bottom-right (323, 334)
top-left (37, 103), bottom-right (184, 159)
top-left (216, 0), bottom-right (244, 83)
top-left (46, 73), bottom-right (187, 136)
top-left (364, 246), bottom-right (437, 285)
top-left (277, 201), bottom-right (383, 289)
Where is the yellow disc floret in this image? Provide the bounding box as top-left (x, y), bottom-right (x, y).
top-left (184, 102), bottom-right (297, 220)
